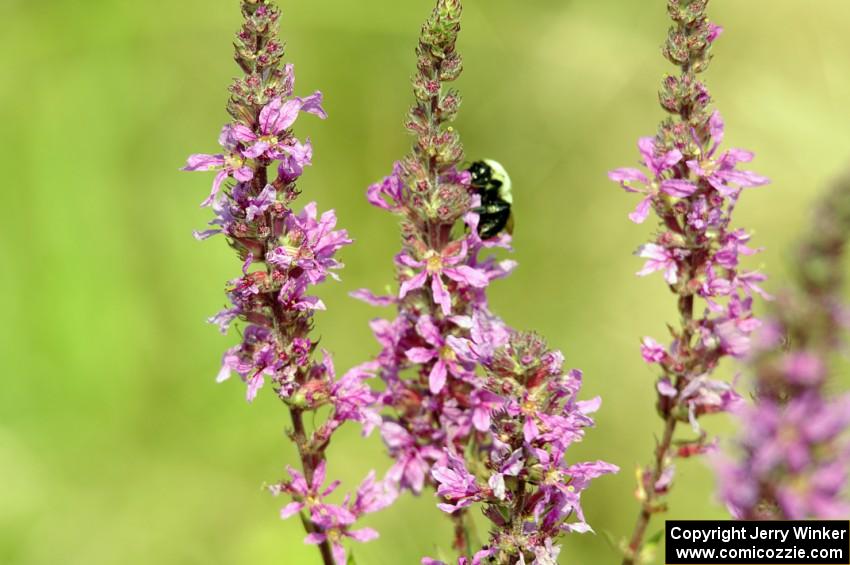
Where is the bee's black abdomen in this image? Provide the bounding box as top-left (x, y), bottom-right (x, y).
top-left (467, 160), bottom-right (513, 239)
top-left (477, 208), bottom-right (511, 239)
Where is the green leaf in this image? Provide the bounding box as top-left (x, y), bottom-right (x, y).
top-left (646, 529), bottom-right (664, 545)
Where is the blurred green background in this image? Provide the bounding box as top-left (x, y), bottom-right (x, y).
top-left (2, 0), bottom-right (850, 563)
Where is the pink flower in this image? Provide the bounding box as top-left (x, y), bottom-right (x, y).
top-left (244, 184), bottom-right (277, 221)
top-left (278, 461), bottom-right (340, 520)
top-left (268, 202), bottom-right (352, 284)
top-left (685, 112), bottom-right (769, 198)
top-left (608, 137), bottom-right (697, 223)
top-left (329, 363), bottom-right (381, 436)
top-left (183, 125), bottom-right (254, 207)
top-left (381, 422), bottom-right (443, 494)
top-left (348, 471), bottom-right (397, 517)
top-left (405, 316), bottom-right (471, 393)
top-left (636, 243), bottom-right (681, 284)
top-left (432, 452), bottom-right (483, 513)
top-left (231, 94), bottom-right (326, 162)
top-left (707, 23), bottom-right (724, 43)
top-left (640, 337), bottom-right (667, 363)
top-left (366, 162), bottom-right (405, 211)
top-left (679, 376), bottom-right (741, 432)
top-left (398, 241), bottom-right (489, 315)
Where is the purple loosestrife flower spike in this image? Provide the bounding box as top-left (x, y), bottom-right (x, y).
top-left (427, 333), bottom-right (618, 564)
top-left (715, 172), bottom-right (850, 520)
top-left (353, 0), bottom-right (505, 556)
top-left (183, 2), bottom-right (391, 564)
top-left (353, 0), bottom-right (609, 559)
top-left (608, 2), bottom-right (769, 563)
top-left (355, 2), bottom-right (615, 560)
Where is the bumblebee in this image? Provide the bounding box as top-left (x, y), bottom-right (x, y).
top-left (467, 160), bottom-right (513, 239)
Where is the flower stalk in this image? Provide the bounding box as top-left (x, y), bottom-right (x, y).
top-left (609, 1), bottom-right (769, 562)
top-left (184, 2), bottom-right (392, 564)
top-left (356, 2), bottom-right (616, 563)
top-left (355, 1), bottom-right (512, 555)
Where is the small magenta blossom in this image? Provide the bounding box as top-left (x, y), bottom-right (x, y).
top-left (277, 461), bottom-right (341, 520)
top-left (610, 137), bottom-right (692, 223)
top-left (381, 421), bottom-right (443, 495)
top-left (184, 3), bottom-right (389, 563)
top-left (405, 315), bottom-right (472, 393)
top-left (274, 463), bottom-right (393, 565)
top-left (433, 452), bottom-right (484, 513)
top-left (231, 93), bottom-right (325, 160)
top-left (715, 174), bottom-right (850, 520)
top-left (398, 242), bottom-right (490, 316)
top-left (635, 243), bottom-right (681, 284)
top-left (267, 202), bottom-right (352, 284)
top-left (183, 126), bottom-right (254, 207)
top-left (609, 2), bottom-right (770, 562)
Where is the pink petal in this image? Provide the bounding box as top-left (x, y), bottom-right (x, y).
top-left (286, 466), bottom-right (308, 495)
top-left (242, 140), bottom-right (270, 159)
top-left (657, 378), bottom-right (677, 397)
top-left (685, 159), bottom-right (707, 176)
top-left (719, 169), bottom-right (770, 188)
top-left (397, 253), bottom-right (422, 268)
top-left (659, 148), bottom-right (683, 170)
top-left (708, 111), bottom-right (725, 144)
top-left (260, 97), bottom-right (302, 134)
top-left (193, 229), bottom-right (222, 241)
top-left (331, 542), bottom-right (347, 565)
top-left (304, 532), bottom-right (327, 545)
top-left (523, 417), bottom-right (539, 443)
top-left (431, 275), bottom-right (452, 315)
top-left (637, 243), bottom-right (668, 262)
top-left (429, 360), bottom-right (448, 394)
top-left (629, 195), bottom-right (652, 224)
top-left (200, 170), bottom-right (228, 207)
top-left (183, 153), bottom-right (224, 171)
top-left (349, 288), bottom-right (395, 306)
top-left (399, 271), bottom-right (427, 298)
top-left (637, 137), bottom-right (656, 168)
top-left (246, 374), bottom-right (264, 402)
top-left (576, 396), bottom-right (602, 414)
top-left (472, 408), bottom-right (490, 432)
top-left (444, 265), bottom-right (489, 288)
top-left (415, 315), bottom-right (442, 344)
top-left (280, 502), bottom-right (304, 519)
top-left (723, 148), bottom-right (754, 164)
top-left (312, 460), bottom-right (327, 491)
top-left (346, 527), bottom-right (379, 543)
top-left (608, 168), bottom-right (648, 188)
top-left (406, 347), bottom-right (437, 364)
top-left (296, 91), bottom-right (328, 119)
top-left (660, 179), bottom-right (698, 197)
top-left (216, 364), bottom-right (231, 383)
top-left (229, 124), bottom-right (257, 143)
top-left (233, 166), bottom-right (254, 182)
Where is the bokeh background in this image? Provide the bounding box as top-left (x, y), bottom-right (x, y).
top-left (3, 0), bottom-right (850, 563)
